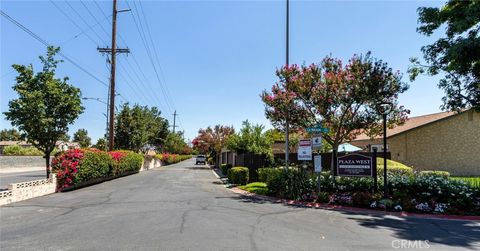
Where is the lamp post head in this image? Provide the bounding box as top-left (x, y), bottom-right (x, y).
top-left (376, 101), bottom-right (393, 115)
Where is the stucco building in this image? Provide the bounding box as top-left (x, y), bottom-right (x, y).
top-left (350, 110), bottom-right (480, 176)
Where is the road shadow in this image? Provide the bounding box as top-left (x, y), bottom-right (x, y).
top-left (342, 212), bottom-right (480, 249)
top-left (187, 166), bottom-right (211, 170)
top-left (222, 192), bottom-right (480, 249)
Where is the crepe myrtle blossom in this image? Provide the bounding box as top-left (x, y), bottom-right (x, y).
top-left (261, 52), bottom-right (410, 151)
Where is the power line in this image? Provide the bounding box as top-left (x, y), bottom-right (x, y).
top-left (126, 0), bottom-right (174, 114)
top-left (0, 10), bottom-right (110, 89)
top-left (137, 0), bottom-right (177, 111)
top-left (92, 0), bottom-right (168, 111)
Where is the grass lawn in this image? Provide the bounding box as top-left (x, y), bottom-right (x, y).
top-left (238, 182), bottom-right (269, 195)
top-left (450, 177), bottom-right (480, 189)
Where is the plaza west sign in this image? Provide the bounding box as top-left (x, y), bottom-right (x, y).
top-left (336, 153), bottom-right (373, 177)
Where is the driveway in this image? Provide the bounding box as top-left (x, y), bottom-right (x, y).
top-left (1, 158), bottom-right (479, 250)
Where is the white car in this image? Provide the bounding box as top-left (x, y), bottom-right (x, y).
top-left (195, 155), bottom-right (206, 165)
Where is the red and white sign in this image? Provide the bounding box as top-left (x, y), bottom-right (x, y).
top-left (297, 139), bottom-right (312, 161)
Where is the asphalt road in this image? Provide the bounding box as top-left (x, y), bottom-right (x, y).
top-left (1, 159), bottom-right (479, 251)
top-left (0, 170), bottom-right (46, 189)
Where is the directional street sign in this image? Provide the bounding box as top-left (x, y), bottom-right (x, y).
top-left (306, 127), bottom-right (329, 133)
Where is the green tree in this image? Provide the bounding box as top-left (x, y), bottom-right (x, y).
top-left (114, 103), bottom-right (169, 152)
top-left (0, 128), bottom-right (24, 141)
top-left (261, 53), bottom-right (410, 151)
top-left (161, 131), bottom-right (189, 154)
top-left (57, 132), bottom-right (70, 142)
top-left (192, 125), bottom-right (234, 166)
top-left (3, 46), bottom-right (84, 178)
top-left (409, 0), bottom-right (480, 111)
top-left (227, 120), bottom-right (273, 156)
top-left (73, 129), bottom-right (91, 148)
top-left (94, 137), bottom-right (108, 151)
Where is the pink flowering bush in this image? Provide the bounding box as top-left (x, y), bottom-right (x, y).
top-left (156, 153), bottom-right (191, 165)
top-left (52, 149), bottom-right (143, 191)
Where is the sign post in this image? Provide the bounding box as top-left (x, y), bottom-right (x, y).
top-left (314, 155), bottom-right (322, 193)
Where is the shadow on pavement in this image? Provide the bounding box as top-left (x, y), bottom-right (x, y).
top-left (222, 192), bottom-right (480, 249)
top-left (343, 212), bottom-right (480, 249)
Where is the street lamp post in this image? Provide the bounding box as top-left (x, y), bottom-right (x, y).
top-left (376, 101), bottom-right (393, 198)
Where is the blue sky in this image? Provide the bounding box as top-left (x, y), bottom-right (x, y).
top-left (1, 0), bottom-right (445, 143)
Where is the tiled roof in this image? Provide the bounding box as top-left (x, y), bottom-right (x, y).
top-left (353, 111), bottom-right (458, 141)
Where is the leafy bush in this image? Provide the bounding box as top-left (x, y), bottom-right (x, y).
top-left (316, 192), bottom-right (330, 203)
top-left (265, 168), bottom-right (315, 200)
top-left (227, 167), bottom-right (249, 185)
top-left (156, 153), bottom-right (192, 165)
top-left (52, 148), bottom-right (144, 190)
top-left (419, 170), bottom-right (450, 178)
top-left (451, 177), bottom-right (480, 189)
top-left (220, 163), bottom-right (233, 175)
top-left (377, 158), bottom-right (413, 176)
top-left (238, 182), bottom-right (268, 195)
top-left (52, 149), bottom-right (85, 189)
top-left (75, 150), bottom-right (112, 183)
top-left (3, 144), bottom-right (58, 156)
top-left (110, 150), bottom-right (143, 176)
top-left (352, 192), bottom-right (376, 207)
top-left (258, 167), bottom-right (282, 182)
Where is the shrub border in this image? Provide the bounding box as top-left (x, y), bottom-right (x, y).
top-left (58, 170), bottom-right (139, 192)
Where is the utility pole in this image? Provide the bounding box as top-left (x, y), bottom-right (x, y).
top-left (284, 0), bottom-right (290, 169)
top-left (97, 0), bottom-right (130, 151)
top-left (172, 110), bottom-right (179, 133)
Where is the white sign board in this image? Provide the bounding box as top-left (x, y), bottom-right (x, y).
top-left (312, 136), bottom-right (322, 149)
top-left (314, 155), bottom-right (322, 172)
top-left (297, 139), bottom-right (312, 161)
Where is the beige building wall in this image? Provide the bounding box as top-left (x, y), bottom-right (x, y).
top-left (389, 111), bottom-right (480, 176)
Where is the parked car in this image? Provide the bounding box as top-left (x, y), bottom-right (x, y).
top-left (195, 155), bottom-right (206, 165)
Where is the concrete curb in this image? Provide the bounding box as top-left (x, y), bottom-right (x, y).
top-left (226, 185), bottom-right (480, 222)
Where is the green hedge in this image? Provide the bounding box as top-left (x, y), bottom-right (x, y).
top-left (3, 144), bottom-right (58, 156)
top-left (75, 151), bottom-right (112, 183)
top-left (419, 170), bottom-right (450, 178)
top-left (220, 163), bottom-right (233, 175)
top-left (156, 153), bottom-right (192, 165)
top-left (52, 149), bottom-right (144, 190)
top-left (227, 167), bottom-right (249, 185)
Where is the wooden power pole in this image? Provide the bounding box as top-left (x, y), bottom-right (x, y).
top-left (172, 110), bottom-right (179, 133)
top-left (98, 0), bottom-right (130, 151)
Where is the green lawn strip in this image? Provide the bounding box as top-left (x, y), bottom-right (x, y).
top-left (450, 177), bottom-right (480, 189)
top-left (238, 182), bottom-right (269, 196)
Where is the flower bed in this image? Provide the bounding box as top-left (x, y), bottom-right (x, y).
top-left (249, 167), bottom-right (480, 215)
top-left (52, 149), bottom-right (143, 191)
top-left (155, 153), bottom-right (192, 165)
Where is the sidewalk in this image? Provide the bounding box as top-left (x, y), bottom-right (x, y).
top-left (0, 166), bottom-right (44, 174)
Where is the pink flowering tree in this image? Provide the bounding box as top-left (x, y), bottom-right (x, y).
top-left (261, 52), bottom-right (410, 150)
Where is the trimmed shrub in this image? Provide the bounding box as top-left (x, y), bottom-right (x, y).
top-left (419, 170), bottom-right (450, 178)
top-left (110, 150), bottom-right (144, 176)
top-left (3, 144), bottom-right (58, 156)
top-left (258, 167), bottom-right (282, 182)
top-left (265, 168), bottom-right (315, 200)
top-left (316, 192), bottom-right (330, 203)
top-left (352, 192), bottom-right (376, 207)
top-left (156, 153), bottom-right (192, 165)
top-left (220, 163), bottom-right (233, 175)
top-left (227, 167), bottom-right (249, 185)
top-left (238, 182), bottom-right (268, 195)
top-left (75, 150), bottom-right (113, 183)
top-left (377, 158), bottom-right (413, 176)
top-left (52, 148), bottom-right (143, 190)
top-left (52, 149), bottom-right (85, 189)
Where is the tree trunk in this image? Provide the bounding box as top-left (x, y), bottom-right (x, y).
top-left (45, 152), bottom-right (51, 179)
